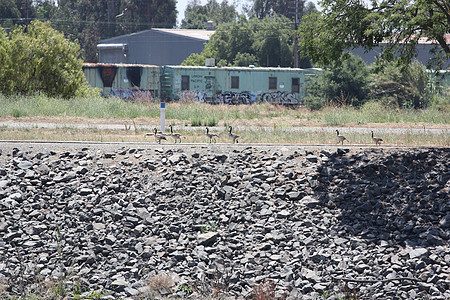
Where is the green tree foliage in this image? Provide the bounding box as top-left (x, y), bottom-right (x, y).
top-left (0, 21), bottom-right (88, 98)
top-left (182, 16), bottom-right (294, 67)
top-left (304, 53), bottom-right (371, 109)
top-left (369, 60), bottom-right (431, 109)
top-left (0, 0), bottom-right (20, 29)
top-left (181, 0), bottom-right (238, 29)
top-left (299, 0), bottom-right (450, 69)
top-left (117, 0), bottom-right (177, 30)
top-left (252, 0), bottom-right (306, 20)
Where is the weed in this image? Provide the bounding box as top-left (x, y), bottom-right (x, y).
top-left (200, 222), bottom-right (217, 233)
top-left (177, 284), bottom-right (193, 296)
top-left (12, 108), bottom-right (25, 118)
top-left (252, 280), bottom-right (276, 300)
top-left (73, 290), bottom-right (103, 299)
top-left (191, 115), bottom-right (218, 127)
top-left (340, 282), bottom-right (359, 300)
top-left (147, 273), bottom-right (175, 296)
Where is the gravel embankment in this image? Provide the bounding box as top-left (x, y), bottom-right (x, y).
top-left (0, 142), bottom-right (448, 299)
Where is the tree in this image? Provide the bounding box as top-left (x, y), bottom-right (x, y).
top-left (369, 60), bottom-right (431, 109)
top-left (181, 0), bottom-right (238, 29)
top-left (0, 0), bottom-right (20, 29)
top-left (252, 0), bottom-right (305, 20)
top-left (252, 16), bottom-right (294, 67)
top-left (0, 21), bottom-right (88, 98)
top-left (304, 53), bottom-right (371, 109)
top-left (299, 0), bottom-right (450, 69)
top-left (182, 16), bottom-right (294, 67)
top-left (117, 0), bottom-right (176, 30)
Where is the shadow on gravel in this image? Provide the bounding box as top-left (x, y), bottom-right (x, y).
top-left (312, 148), bottom-right (449, 248)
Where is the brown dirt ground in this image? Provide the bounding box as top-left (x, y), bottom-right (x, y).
top-left (1, 116), bottom-right (449, 130)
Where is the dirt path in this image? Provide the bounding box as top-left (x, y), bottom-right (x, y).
top-left (0, 119), bottom-right (448, 135)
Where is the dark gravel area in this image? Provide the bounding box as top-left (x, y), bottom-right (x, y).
top-left (0, 142), bottom-right (448, 299)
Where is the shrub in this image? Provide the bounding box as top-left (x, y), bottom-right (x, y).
top-left (369, 60), bottom-right (431, 109)
top-left (304, 53), bottom-right (371, 109)
top-left (0, 20), bottom-right (90, 98)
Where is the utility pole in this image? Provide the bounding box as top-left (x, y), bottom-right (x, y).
top-left (24, 0), bottom-right (30, 31)
top-left (291, 0), bottom-right (304, 68)
top-left (107, 0), bottom-right (115, 37)
top-left (293, 0), bottom-right (299, 68)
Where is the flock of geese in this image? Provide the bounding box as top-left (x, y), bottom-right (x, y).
top-left (146, 126), bottom-right (384, 145)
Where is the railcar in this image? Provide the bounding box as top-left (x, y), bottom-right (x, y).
top-left (83, 63), bottom-right (320, 104)
top-left (82, 63), bottom-right (161, 99)
top-left (161, 65), bottom-right (319, 105)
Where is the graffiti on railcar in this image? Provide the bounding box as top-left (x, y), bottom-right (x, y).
top-left (177, 90), bottom-right (207, 102)
top-left (261, 91), bottom-right (300, 105)
top-left (217, 91), bottom-right (256, 104)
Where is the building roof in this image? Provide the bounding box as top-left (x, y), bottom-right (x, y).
top-left (152, 28), bottom-right (215, 41)
top-left (83, 63), bottom-right (159, 68)
top-left (164, 65), bottom-right (309, 71)
top-left (99, 28), bottom-right (215, 43)
top-left (384, 34), bottom-right (450, 45)
top-left (416, 34), bottom-right (450, 45)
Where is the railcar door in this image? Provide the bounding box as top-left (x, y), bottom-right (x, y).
top-left (204, 76), bottom-right (216, 103)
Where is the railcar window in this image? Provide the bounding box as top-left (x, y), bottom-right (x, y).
top-left (292, 78), bottom-right (300, 93)
top-left (181, 75), bottom-right (190, 90)
top-left (231, 76), bottom-right (239, 89)
top-left (269, 77), bottom-right (277, 90)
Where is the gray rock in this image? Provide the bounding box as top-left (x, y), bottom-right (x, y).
top-left (198, 232), bottom-right (219, 246)
top-left (300, 196), bottom-right (320, 208)
top-left (408, 248), bottom-right (428, 259)
top-left (17, 161), bottom-right (33, 170)
top-left (0, 180), bottom-right (9, 189)
top-left (0, 145), bottom-right (447, 299)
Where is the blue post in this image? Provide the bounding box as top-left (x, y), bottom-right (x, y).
top-left (160, 102), bottom-right (165, 133)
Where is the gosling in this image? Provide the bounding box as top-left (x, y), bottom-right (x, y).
top-left (371, 130), bottom-right (383, 145)
top-left (336, 130), bottom-right (347, 145)
top-left (205, 127), bottom-right (219, 143)
top-left (228, 126), bottom-right (239, 143)
top-left (169, 125), bottom-right (185, 143)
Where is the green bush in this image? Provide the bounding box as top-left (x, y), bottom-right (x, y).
top-left (0, 20), bottom-right (91, 98)
top-left (304, 95), bottom-right (325, 110)
top-left (369, 60), bottom-right (432, 109)
top-left (304, 53), bottom-right (371, 109)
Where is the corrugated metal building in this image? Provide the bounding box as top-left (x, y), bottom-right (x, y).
top-left (352, 35), bottom-right (450, 68)
top-left (97, 29), bottom-right (214, 66)
top-left (97, 29), bottom-right (448, 68)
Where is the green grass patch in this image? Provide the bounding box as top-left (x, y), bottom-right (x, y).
top-left (321, 101), bottom-right (450, 125)
top-left (0, 95), bottom-right (448, 127)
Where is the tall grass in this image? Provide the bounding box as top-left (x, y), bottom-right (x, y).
top-left (0, 94), bottom-right (160, 119)
top-left (321, 101), bottom-right (450, 125)
top-left (0, 95), bottom-right (448, 126)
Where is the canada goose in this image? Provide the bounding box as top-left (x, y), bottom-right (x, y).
top-left (205, 127), bottom-right (219, 143)
top-left (371, 130), bottom-right (383, 145)
top-left (228, 126), bottom-right (239, 143)
top-left (336, 130), bottom-right (347, 145)
top-left (151, 127), bottom-right (166, 144)
top-left (169, 125), bottom-right (185, 143)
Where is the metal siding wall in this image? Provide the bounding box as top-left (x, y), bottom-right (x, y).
top-left (83, 67), bottom-right (102, 89)
top-left (140, 67), bottom-right (160, 90)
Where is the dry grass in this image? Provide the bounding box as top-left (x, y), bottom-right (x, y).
top-left (252, 280), bottom-right (276, 300)
top-left (0, 125), bottom-right (447, 146)
top-left (141, 274), bottom-right (175, 298)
